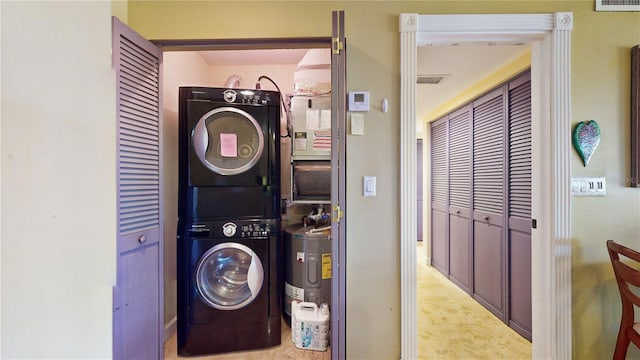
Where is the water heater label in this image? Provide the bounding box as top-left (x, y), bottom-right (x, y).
top-left (322, 253), bottom-right (332, 279)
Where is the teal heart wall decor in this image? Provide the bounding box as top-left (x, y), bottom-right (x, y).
top-left (572, 120), bottom-right (601, 167)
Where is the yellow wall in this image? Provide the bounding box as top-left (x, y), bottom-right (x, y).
top-left (1, 1), bottom-right (632, 358)
top-left (127, 1), bottom-right (640, 359)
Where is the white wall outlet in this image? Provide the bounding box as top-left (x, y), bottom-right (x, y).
top-left (571, 177), bottom-right (606, 196)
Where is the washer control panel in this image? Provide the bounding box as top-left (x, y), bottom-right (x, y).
top-left (237, 222), bottom-right (273, 238)
top-left (187, 219), bottom-right (278, 239)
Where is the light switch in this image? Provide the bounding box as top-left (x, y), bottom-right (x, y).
top-left (363, 176), bottom-right (376, 197)
top-left (571, 176), bottom-right (606, 197)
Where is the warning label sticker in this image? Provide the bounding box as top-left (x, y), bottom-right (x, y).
top-left (322, 253), bottom-right (332, 279)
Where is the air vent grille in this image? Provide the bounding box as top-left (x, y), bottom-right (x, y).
top-left (596, 0), bottom-right (640, 11)
top-left (417, 75), bottom-right (449, 84)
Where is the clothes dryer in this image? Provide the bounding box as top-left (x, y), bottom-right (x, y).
top-left (178, 87), bottom-right (281, 220)
top-left (177, 218), bottom-right (282, 356)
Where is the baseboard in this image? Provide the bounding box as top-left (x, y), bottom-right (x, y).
top-left (164, 316), bottom-right (177, 342)
top-left (425, 256), bottom-right (431, 264)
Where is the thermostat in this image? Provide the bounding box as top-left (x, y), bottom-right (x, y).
top-left (348, 91), bottom-right (370, 112)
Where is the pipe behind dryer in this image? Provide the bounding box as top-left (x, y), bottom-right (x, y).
top-left (224, 74), bottom-right (241, 88)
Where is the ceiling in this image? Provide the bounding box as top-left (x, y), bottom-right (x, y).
top-left (195, 44), bottom-right (530, 120)
top-left (198, 49), bottom-right (308, 66)
top-left (417, 43), bottom-right (530, 119)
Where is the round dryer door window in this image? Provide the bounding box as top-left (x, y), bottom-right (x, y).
top-left (192, 107), bottom-right (264, 175)
top-left (195, 242), bottom-right (264, 310)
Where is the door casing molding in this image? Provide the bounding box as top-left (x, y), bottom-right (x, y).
top-left (399, 12), bottom-right (573, 360)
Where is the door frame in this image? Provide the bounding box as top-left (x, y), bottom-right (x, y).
top-left (155, 34), bottom-right (347, 358)
top-left (399, 13), bottom-right (573, 359)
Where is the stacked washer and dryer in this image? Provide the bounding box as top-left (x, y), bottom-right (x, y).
top-left (176, 87), bottom-right (282, 356)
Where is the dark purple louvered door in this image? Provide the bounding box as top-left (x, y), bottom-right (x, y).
top-left (428, 71), bottom-right (532, 340)
top-left (448, 105), bottom-right (472, 293)
top-left (472, 88), bottom-right (506, 320)
top-left (112, 17), bottom-right (163, 360)
top-left (507, 73), bottom-right (532, 340)
top-left (430, 118), bottom-right (449, 276)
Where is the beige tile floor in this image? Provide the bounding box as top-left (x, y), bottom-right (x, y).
top-left (164, 318), bottom-right (330, 360)
top-left (417, 242), bottom-right (531, 360)
top-left (165, 243), bottom-right (531, 359)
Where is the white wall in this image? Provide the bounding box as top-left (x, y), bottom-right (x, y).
top-left (161, 51), bottom-right (212, 329)
top-left (1, 2), bottom-right (115, 358)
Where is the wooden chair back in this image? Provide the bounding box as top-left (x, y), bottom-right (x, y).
top-left (607, 239), bottom-right (640, 359)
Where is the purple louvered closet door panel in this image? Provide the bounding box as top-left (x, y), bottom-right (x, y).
top-left (448, 105), bottom-right (472, 294)
top-left (112, 17), bottom-right (163, 360)
top-left (430, 118), bottom-right (449, 276)
top-left (507, 73), bottom-right (532, 341)
top-left (472, 88), bottom-right (506, 320)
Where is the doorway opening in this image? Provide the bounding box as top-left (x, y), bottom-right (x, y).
top-left (156, 36), bottom-right (344, 358)
top-left (417, 42), bottom-right (533, 358)
top-left (400, 13), bottom-right (573, 359)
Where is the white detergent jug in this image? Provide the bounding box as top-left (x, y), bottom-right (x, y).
top-left (291, 301), bottom-right (330, 351)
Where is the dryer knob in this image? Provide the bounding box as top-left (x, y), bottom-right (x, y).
top-left (222, 222), bottom-right (237, 237)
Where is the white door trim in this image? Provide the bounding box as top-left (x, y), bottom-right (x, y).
top-left (399, 13), bottom-right (573, 360)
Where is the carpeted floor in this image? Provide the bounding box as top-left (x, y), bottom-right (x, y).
top-left (164, 243), bottom-right (531, 359)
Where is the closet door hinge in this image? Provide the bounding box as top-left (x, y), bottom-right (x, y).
top-left (333, 205), bottom-right (344, 222)
top-left (332, 37), bottom-right (343, 55)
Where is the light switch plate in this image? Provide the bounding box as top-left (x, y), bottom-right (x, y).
top-left (363, 176), bottom-right (376, 197)
top-left (571, 176), bottom-right (606, 196)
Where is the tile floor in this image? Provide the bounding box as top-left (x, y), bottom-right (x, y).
top-left (164, 243), bottom-right (531, 359)
top-left (164, 318), bottom-right (330, 360)
top-left (417, 242), bottom-right (531, 359)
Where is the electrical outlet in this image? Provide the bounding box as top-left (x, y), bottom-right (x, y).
top-left (571, 177), bottom-right (606, 197)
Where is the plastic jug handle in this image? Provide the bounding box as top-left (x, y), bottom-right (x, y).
top-left (300, 302), bottom-right (318, 313)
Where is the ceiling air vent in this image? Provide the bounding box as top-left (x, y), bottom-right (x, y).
top-left (417, 74), bottom-right (449, 84)
top-left (595, 0), bottom-right (640, 11)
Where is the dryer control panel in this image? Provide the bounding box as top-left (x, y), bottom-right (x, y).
top-left (184, 87), bottom-right (280, 107)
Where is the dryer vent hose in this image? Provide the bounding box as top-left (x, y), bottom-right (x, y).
top-left (224, 74), bottom-right (242, 88)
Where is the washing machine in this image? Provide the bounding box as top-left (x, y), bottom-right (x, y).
top-left (178, 87), bottom-right (281, 220)
top-left (177, 218), bottom-right (282, 356)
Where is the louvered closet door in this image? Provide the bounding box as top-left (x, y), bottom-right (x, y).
top-left (113, 17), bottom-right (163, 360)
top-left (430, 118), bottom-right (449, 275)
top-left (472, 88), bottom-right (505, 319)
top-left (448, 105), bottom-right (472, 293)
top-left (507, 73), bottom-right (532, 340)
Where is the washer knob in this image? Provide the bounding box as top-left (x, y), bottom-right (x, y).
top-left (222, 222), bottom-right (237, 237)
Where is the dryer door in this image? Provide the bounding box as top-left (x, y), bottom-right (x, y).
top-left (192, 107), bottom-right (264, 175)
top-left (195, 242), bottom-right (264, 310)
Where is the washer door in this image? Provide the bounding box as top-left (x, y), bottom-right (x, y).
top-left (195, 242), bottom-right (264, 310)
top-left (192, 107), bottom-right (264, 176)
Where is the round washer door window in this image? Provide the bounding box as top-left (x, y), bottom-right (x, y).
top-left (192, 107), bottom-right (264, 176)
top-left (195, 242), bottom-right (264, 310)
